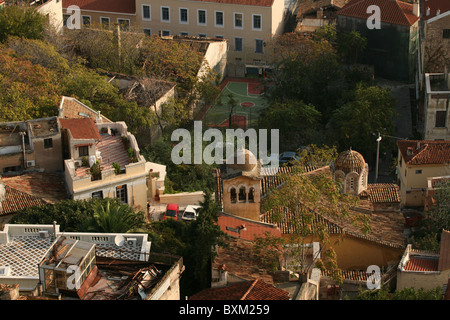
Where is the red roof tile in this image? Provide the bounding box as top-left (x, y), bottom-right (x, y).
top-left (397, 140), bottom-right (450, 165)
top-left (0, 185), bottom-right (47, 216)
top-left (189, 279), bottom-right (290, 300)
top-left (337, 0), bottom-right (420, 26)
top-left (422, 0), bottom-right (450, 21)
top-left (438, 229), bottom-right (450, 271)
top-left (404, 256), bottom-right (439, 272)
top-left (59, 118), bottom-right (102, 141)
top-left (62, 0), bottom-right (136, 14)
top-left (365, 183), bottom-right (401, 203)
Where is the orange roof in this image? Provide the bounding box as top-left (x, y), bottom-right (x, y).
top-left (0, 185), bottom-right (47, 216)
top-left (397, 140), bottom-right (450, 165)
top-left (404, 256), bottom-right (439, 272)
top-left (189, 278), bottom-right (290, 300)
top-left (59, 118), bottom-right (102, 141)
top-left (337, 0), bottom-right (420, 26)
top-left (422, 0), bottom-right (450, 21)
top-left (365, 183), bottom-right (400, 204)
top-left (438, 230), bottom-right (450, 271)
top-left (62, 0), bottom-right (136, 14)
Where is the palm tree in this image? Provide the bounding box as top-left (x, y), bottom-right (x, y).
top-left (84, 200), bottom-right (146, 233)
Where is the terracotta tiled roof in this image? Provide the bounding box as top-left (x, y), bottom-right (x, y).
top-left (364, 183), bottom-right (401, 204)
top-left (403, 256), bottom-right (439, 272)
top-left (62, 0), bottom-right (136, 14)
top-left (59, 96), bottom-right (112, 124)
top-left (335, 149), bottom-right (366, 174)
top-left (189, 278), bottom-right (290, 300)
top-left (422, 0), bottom-right (450, 21)
top-left (59, 118), bottom-right (102, 141)
top-left (397, 140), bottom-right (450, 165)
top-left (212, 238), bottom-right (275, 285)
top-left (438, 229), bottom-right (450, 271)
top-left (0, 185), bottom-right (47, 216)
top-left (261, 207), bottom-right (406, 249)
top-left (1, 172), bottom-right (68, 204)
top-left (337, 0), bottom-right (420, 26)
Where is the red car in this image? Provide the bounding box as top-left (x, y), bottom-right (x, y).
top-left (163, 204), bottom-right (179, 221)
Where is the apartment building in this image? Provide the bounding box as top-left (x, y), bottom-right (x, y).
top-left (137, 0), bottom-right (284, 55)
top-left (59, 117), bottom-right (151, 211)
top-left (423, 72), bottom-right (450, 140)
top-left (0, 117), bottom-right (64, 175)
top-left (62, 0), bottom-right (137, 30)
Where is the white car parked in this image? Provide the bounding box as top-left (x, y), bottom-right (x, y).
top-left (181, 205), bottom-right (201, 221)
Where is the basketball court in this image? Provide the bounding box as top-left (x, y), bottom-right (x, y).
top-left (201, 78), bottom-right (268, 129)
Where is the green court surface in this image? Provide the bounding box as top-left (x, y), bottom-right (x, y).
top-left (203, 79), bottom-right (267, 129)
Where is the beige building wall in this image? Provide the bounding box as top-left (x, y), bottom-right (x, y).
top-left (62, 8), bottom-right (137, 30)
top-left (37, 0), bottom-right (64, 33)
top-left (423, 73), bottom-right (450, 140)
top-left (397, 269), bottom-right (450, 291)
top-left (222, 175), bottom-right (261, 221)
top-left (135, 0), bottom-right (285, 65)
top-left (397, 155), bottom-right (450, 207)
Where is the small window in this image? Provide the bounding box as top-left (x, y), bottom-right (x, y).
top-left (255, 39), bottom-right (264, 54)
top-left (63, 14), bottom-right (70, 27)
top-left (161, 30), bottom-right (170, 36)
top-left (215, 35), bottom-right (224, 39)
top-left (118, 19), bottom-right (130, 31)
top-left (143, 28), bottom-right (151, 36)
top-left (248, 187), bottom-right (255, 203)
top-left (79, 146), bottom-right (89, 157)
top-left (116, 185), bottom-right (128, 204)
top-left (215, 11), bottom-right (224, 27)
top-left (435, 111), bottom-right (447, 128)
top-left (198, 9), bottom-right (206, 25)
top-left (238, 186), bottom-right (246, 202)
top-left (230, 187), bottom-right (237, 203)
top-left (44, 138), bottom-right (53, 149)
top-left (198, 33), bottom-right (206, 38)
top-left (180, 8), bottom-right (188, 23)
top-left (82, 15), bottom-right (90, 27)
top-left (235, 37), bottom-right (243, 52)
top-left (92, 191), bottom-right (103, 199)
top-left (100, 17), bottom-right (110, 29)
top-left (415, 170), bottom-right (422, 174)
top-left (443, 29), bottom-right (450, 39)
top-left (234, 13), bottom-right (243, 28)
top-left (161, 7), bottom-right (170, 22)
top-left (180, 32), bottom-right (188, 36)
top-left (142, 5), bottom-right (151, 20)
top-left (253, 14), bottom-right (261, 30)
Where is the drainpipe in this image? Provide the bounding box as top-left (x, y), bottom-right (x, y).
top-left (19, 132), bottom-right (26, 169)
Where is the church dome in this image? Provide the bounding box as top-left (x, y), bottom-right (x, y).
top-left (226, 148), bottom-right (258, 172)
top-left (334, 148), bottom-right (366, 174)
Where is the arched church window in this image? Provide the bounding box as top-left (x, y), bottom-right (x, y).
top-left (230, 187), bottom-right (237, 203)
top-left (238, 186), bottom-right (246, 202)
top-left (248, 187), bottom-right (255, 203)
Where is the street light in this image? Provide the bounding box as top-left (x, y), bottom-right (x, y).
top-left (375, 132), bottom-right (382, 183)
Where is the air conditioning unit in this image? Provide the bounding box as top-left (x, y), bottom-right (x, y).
top-left (27, 160), bottom-right (35, 167)
top-left (126, 238), bottom-right (137, 246)
top-left (39, 230), bottom-right (49, 239)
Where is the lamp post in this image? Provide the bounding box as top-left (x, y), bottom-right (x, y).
top-left (375, 132), bottom-right (382, 183)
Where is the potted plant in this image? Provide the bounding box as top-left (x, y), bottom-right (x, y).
top-left (112, 162), bottom-right (121, 175)
top-left (90, 161), bottom-right (102, 181)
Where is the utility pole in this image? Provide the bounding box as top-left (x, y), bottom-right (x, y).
top-left (375, 132), bottom-right (382, 183)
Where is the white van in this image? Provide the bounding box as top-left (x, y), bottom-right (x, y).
top-left (181, 205), bottom-right (201, 221)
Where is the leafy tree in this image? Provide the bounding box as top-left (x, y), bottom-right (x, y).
top-left (147, 191), bottom-right (226, 296)
top-left (330, 83), bottom-right (397, 161)
top-left (0, 5), bottom-right (47, 43)
top-left (0, 48), bottom-right (60, 121)
top-left (81, 200), bottom-right (146, 233)
top-left (337, 30), bottom-right (368, 65)
top-left (355, 286), bottom-right (442, 300)
top-left (258, 100), bottom-right (321, 149)
top-left (261, 145), bottom-right (370, 283)
top-left (266, 32), bottom-right (343, 118)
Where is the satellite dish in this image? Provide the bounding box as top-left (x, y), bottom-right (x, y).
top-left (114, 235), bottom-right (125, 246)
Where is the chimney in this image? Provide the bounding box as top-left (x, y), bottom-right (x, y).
top-left (436, 9), bottom-right (440, 15)
top-left (413, 0), bottom-right (420, 17)
top-left (416, 141), bottom-right (421, 149)
top-left (0, 182), bottom-right (6, 212)
top-left (426, 7), bottom-right (430, 16)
